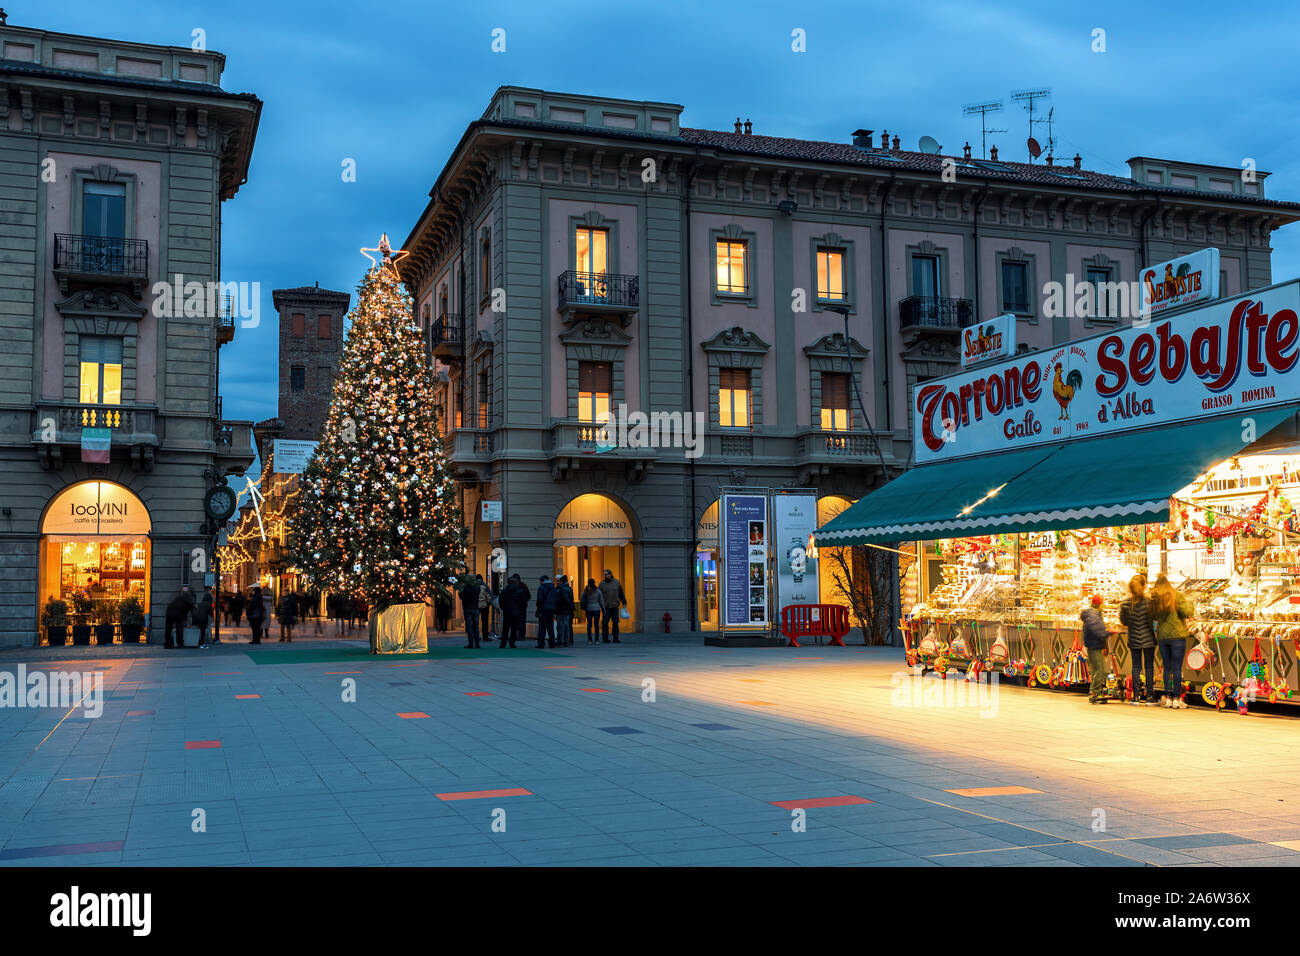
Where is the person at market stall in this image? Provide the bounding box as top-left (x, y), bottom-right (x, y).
top-left (1119, 574), bottom-right (1158, 705)
top-left (1151, 574), bottom-right (1194, 709)
top-left (1080, 595), bottom-right (1112, 704)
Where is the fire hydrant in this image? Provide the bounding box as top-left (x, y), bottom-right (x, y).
top-left (662, 612), bottom-right (672, 632)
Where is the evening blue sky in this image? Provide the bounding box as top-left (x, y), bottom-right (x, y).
top-left (36, 0), bottom-right (1300, 425)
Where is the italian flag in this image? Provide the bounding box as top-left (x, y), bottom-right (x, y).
top-left (81, 427), bottom-right (111, 463)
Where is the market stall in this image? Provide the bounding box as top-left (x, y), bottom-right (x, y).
top-left (816, 277), bottom-right (1300, 710)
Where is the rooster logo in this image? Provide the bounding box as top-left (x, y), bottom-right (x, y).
top-left (1053, 365), bottom-right (1084, 420)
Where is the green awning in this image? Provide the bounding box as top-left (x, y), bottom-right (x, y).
top-left (815, 407), bottom-right (1300, 545)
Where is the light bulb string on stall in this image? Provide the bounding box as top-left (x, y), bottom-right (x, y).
top-left (1170, 496), bottom-right (1300, 544)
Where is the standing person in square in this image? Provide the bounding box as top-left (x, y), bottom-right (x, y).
top-left (476, 575), bottom-right (493, 641)
top-left (582, 578), bottom-right (602, 644)
top-left (1119, 574), bottom-right (1157, 705)
top-left (245, 586), bottom-right (265, 644)
top-left (554, 574), bottom-right (575, 647)
top-left (1151, 574), bottom-right (1194, 709)
top-left (1080, 594), bottom-right (1112, 704)
top-left (164, 585), bottom-right (195, 649)
top-left (598, 569), bottom-right (627, 643)
top-left (535, 575), bottom-right (557, 648)
top-left (278, 588), bottom-right (298, 642)
top-left (498, 574), bottom-right (529, 649)
top-left (193, 587), bottom-right (214, 648)
top-left (459, 575), bottom-right (482, 649)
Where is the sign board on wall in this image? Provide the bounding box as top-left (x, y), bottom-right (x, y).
top-left (913, 279), bottom-right (1300, 464)
top-left (1140, 247), bottom-right (1220, 318)
top-left (272, 439), bottom-right (318, 475)
top-left (772, 494), bottom-right (818, 610)
top-left (480, 500), bottom-right (503, 523)
top-left (43, 481), bottom-right (151, 536)
top-left (960, 313), bottom-right (1017, 368)
top-left (1149, 537), bottom-right (1234, 580)
top-left (722, 494), bottom-right (768, 627)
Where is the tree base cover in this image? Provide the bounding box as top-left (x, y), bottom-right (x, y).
top-left (369, 603), bottom-right (428, 654)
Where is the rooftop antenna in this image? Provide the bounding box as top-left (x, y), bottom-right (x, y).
top-left (961, 100), bottom-right (1006, 159)
top-left (1011, 88), bottom-right (1052, 163)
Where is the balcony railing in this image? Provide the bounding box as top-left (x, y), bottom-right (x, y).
top-left (216, 294), bottom-right (234, 345)
top-left (53, 234), bottom-right (148, 294)
top-left (214, 420), bottom-right (255, 473)
top-left (431, 314), bottom-right (462, 359)
top-left (796, 429), bottom-right (878, 459)
top-left (64, 404), bottom-right (133, 430)
top-left (898, 295), bottom-right (974, 331)
top-left (557, 270), bottom-right (639, 313)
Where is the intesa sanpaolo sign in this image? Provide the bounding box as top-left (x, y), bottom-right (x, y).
top-left (913, 278), bottom-right (1300, 464)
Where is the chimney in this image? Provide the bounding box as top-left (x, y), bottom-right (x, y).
top-left (851, 128), bottom-right (874, 148)
top-left (963, 142), bottom-right (971, 160)
top-left (1073, 153), bottom-right (1082, 170)
top-left (734, 117), bottom-right (742, 134)
top-left (989, 145), bottom-right (999, 161)
top-left (744, 118), bottom-right (752, 135)
top-left (881, 130), bottom-right (889, 149)
top-left (891, 135), bottom-right (900, 151)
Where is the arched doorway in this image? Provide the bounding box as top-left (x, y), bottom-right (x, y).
top-left (39, 480), bottom-right (152, 640)
top-left (695, 500), bottom-right (720, 630)
top-left (816, 495), bottom-right (857, 608)
top-left (553, 494), bottom-right (636, 628)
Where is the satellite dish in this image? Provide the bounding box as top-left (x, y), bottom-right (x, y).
top-left (918, 135), bottom-right (942, 155)
top-left (1027, 137), bottom-right (1042, 158)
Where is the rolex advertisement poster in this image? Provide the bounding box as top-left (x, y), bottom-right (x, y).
top-left (773, 493), bottom-right (818, 610)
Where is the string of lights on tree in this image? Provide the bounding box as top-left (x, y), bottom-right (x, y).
top-left (286, 235), bottom-right (468, 609)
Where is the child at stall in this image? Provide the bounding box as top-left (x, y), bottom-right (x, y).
top-left (1081, 594), bottom-right (1112, 704)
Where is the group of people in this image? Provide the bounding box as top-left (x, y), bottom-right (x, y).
top-left (163, 584), bottom-right (217, 649)
top-left (457, 569), bottom-right (628, 649)
top-left (1081, 573), bottom-right (1195, 707)
top-left (326, 593), bottom-right (368, 634)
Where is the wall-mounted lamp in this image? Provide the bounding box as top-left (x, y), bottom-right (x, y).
top-left (777, 199), bottom-right (798, 216)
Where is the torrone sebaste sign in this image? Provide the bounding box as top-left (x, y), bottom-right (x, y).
top-left (913, 279), bottom-right (1300, 464)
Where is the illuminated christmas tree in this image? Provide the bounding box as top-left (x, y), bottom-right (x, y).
top-left (289, 235), bottom-right (467, 609)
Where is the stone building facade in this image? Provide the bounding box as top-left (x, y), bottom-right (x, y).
top-left (0, 21), bottom-right (260, 645)
top-left (398, 86), bottom-right (1300, 634)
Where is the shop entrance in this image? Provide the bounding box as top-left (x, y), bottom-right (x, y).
top-left (553, 494), bottom-right (636, 627)
top-left (696, 500), bottom-right (720, 629)
top-left (816, 495), bottom-right (857, 607)
top-left (39, 480), bottom-right (152, 642)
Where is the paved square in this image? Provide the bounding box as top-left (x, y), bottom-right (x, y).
top-left (3, 636), bottom-right (1300, 866)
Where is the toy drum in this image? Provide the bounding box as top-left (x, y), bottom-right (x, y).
top-left (1033, 664), bottom-right (1053, 685)
top-left (1185, 642), bottom-right (1213, 671)
top-left (918, 635), bottom-right (937, 657)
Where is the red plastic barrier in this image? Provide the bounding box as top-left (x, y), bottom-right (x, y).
top-left (780, 604), bottom-right (850, 648)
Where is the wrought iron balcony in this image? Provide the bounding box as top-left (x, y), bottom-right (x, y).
top-left (557, 270), bottom-right (639, 317)
top-left (53, 234), bottom-right (148, 296)
top-left (216, 294), bottom-right (235, 346)
top-left (431, 314), bottom-right (462, 361)
top-left (898, 295), bottom-right (975, 332)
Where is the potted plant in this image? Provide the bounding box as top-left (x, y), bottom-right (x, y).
top-left (119, 596), bottom-right (146, 644)
top-left (42, 598), bottom-right (68, 647)
top-left (70, 594), bottom-right (94, 645)
top-left (94, 600), bottom-right (118, 645)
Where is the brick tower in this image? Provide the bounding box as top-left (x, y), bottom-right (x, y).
top-left (272, 284), bottom-right (351, 440)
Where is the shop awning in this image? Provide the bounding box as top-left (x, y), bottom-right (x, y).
top-left (815, 406), bottom-right (1300, 545)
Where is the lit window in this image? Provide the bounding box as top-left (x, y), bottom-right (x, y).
top-left (719, 368), bottom-right (750, 428)
top-left (578, 362), bottom-right (612, 423)
top-left (716, 240), bottom-right (748, 295)
top-left (576, 227), bottom-right (609, 275)
top-left (477, 371), bottom-right (490, 429)
top-left (79, 335), bottom-right (123, 405)
top-left (820, 373), bottom-right (850, 431)
top-left (817, 248), bottom-right (845, 300)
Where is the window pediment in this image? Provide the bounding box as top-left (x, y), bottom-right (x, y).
top-left (701, 326), bottom-right (770, 354)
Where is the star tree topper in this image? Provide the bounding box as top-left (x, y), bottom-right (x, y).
top-left (359, 233), bottom-right (409, 274)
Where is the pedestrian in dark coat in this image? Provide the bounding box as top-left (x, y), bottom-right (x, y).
top-left (581, 579), bottom-right (601, 644)
top-left (245, 586), bottom-right (265, 644)
top-left (164, 585), bottom-right (196, 649)
top-left (459, 577), bottom-right (482, 648)
top-left (434, 586), bottom-right (452, 633)
top-left (554, 575), bottom-right (575, 647)
top-left (535, 575), bottom-right (557, 648)
top-left (277, 590), bottom-right (298, 642)
top-left (1080, 595), bottom-right (1112, 704)
top-left (193, 589), bottom-right (214, 647)
top-left (498, 575), bottom-right (530, 649)
top-left (1119, 574), bottom-right (1157, 704)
